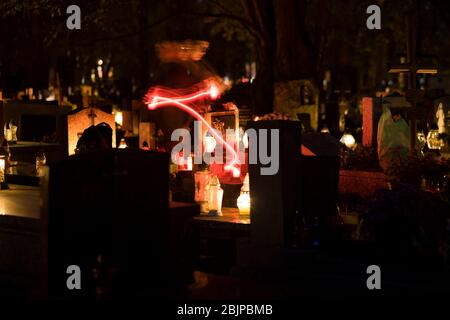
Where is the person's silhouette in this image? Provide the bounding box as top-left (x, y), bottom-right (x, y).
top-left (75, 122), bottom-right (113, 154)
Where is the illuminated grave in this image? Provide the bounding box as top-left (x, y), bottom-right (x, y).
top-left (0, 100), bottom-right (71, 163)
top-left (67, 107), bottom-right (116, 155)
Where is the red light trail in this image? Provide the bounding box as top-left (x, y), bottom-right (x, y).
top-left (144, 81), bottom-right (240, 177)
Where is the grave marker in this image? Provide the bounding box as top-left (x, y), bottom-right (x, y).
top-left (387, 12), bottom-right (438, 152)
top-left (362, 97), bottom-right (382, 147)
top-left (67, 107), bottom-right (116, 155)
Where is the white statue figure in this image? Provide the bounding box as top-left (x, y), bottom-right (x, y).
top-left (436, 103), bottom-right (446, 134)
top-left (377, 104), bottom-right (410, 172)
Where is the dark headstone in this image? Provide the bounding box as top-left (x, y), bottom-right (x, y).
top-left (0, 101), bottom-right (71, 163)
top-left (301, 132), bottom-right (340, 156)
top-left (248, 120), bottom-right (301, 251)
top-left (0, 100), bottom-right (70, 143)
top-left (299, 133), bottom-right (340, 246)
top-left (44, 149), bottom-right (184, 298)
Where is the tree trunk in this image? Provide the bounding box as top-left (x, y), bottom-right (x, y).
top-left (252, 0), bottom-right (317, 115)
top-left (252, 0), bottom-right (276, 116)
top-left (253, 45), bottom-right (275, 116)
top-left (273, 0), bottom-right (315, 81)
top-left (139, 0), bottom-right (150, 93)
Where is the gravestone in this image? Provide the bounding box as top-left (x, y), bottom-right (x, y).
top-left (0, 101), bottom-right (71, 163)
top-left (67, 107), bottom-right (116, 155)
top-left (43, 149), bottom-right (184, 298)
top-left (238, 123), bottom-right (341, 271)
top-left (238, 105), bottom-right (252, 128)
top-left (120, 110), bottom-right (133, 134)
top-left (139, 122), bottom-right (155, 150)
top-left (377, 104), bottom-right (410, 172)
top-left (243, 121), bottom-right (301, 269)
top-left (362, 97), bottom-right (383, 147)
top-left (300, 133), bottom-right (340, 247)
top-left (0, 101), bottom-right (71, 143)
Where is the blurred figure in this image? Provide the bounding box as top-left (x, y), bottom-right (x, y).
top-left (75, 122), bottom-right (113, 154)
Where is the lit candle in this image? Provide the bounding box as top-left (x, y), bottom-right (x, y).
top-left (118, 138), bottom-right (127, 149)
top-left (237, 173), bottom-right (251, 216)
top-left (340, 133), bottom-right (356, 149)
top-left (237, 192), bottom-right (250, 215)
top-left (115, 112), bottom-right (123, 126)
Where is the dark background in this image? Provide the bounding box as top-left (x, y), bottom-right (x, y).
top-left (0, 0), bottom-right (449, 114)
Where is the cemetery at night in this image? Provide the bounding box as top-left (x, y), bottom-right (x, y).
top-left (1, 0), bottom-right (450, 310)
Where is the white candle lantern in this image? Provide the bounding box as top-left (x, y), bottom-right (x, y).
top-left (340, 133), bottom-right (356, 149)
top-left (237, 173), bottom-right (251, 216)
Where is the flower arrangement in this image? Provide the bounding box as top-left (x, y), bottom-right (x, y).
top-left (341, 145), bottom-right (382, 172)
top-left (253, 112), bottom-right (291, 121)
top-left (386, 153), bottom-right (450, 190)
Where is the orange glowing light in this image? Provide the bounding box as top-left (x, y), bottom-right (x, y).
top-left (144, 80), bottom-right (240, 177)
top-left (156, 40), bottom-right (209, 62)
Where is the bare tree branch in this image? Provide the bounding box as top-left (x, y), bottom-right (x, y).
top-left (180, 10), bottom-right (265, 43)
top-left (251, 0), bottom-right (266, 36)
top-left (73, 12), bottom-right (179, 46)
top-left (208, 0), bottom-right (262, 42)
top-left (208, 0), bottom-right (235, 16)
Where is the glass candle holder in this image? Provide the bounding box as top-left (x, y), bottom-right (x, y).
top-left (237, 191), bottom-right (250, 215)
top-left (208, 175), bottom-right (223, 216)
top-left (427, 130), bottom-right (442, 150)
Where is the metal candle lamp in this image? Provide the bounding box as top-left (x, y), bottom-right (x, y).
top-left (194, 169), bottom-right (211, 214)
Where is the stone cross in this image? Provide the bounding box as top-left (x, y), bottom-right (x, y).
top-left (387, 12), bottom-right (438, 152)
top-left (88, 107), bottom-right (97, 126)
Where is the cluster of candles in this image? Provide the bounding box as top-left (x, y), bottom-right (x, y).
top-left (194, 169), bottom-right (251, 217)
